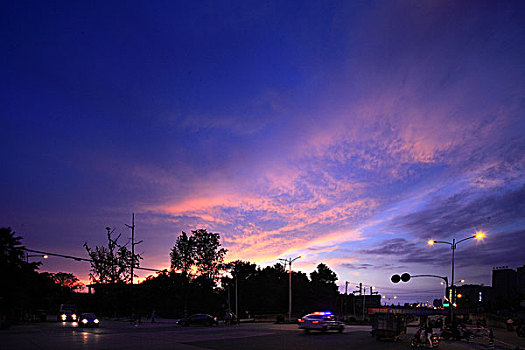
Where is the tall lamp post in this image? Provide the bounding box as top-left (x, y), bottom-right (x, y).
top-left (279, 255), bottom-right (304, 322)
top-left (428, 231), bottom-right (485, 323)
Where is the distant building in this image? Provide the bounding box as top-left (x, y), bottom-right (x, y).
top-left (517, 265), bottom-right (525, 295)
top-left (492, 266), bottom-right (517, 299)
top-left (455, 284), bottom-right (492, 311)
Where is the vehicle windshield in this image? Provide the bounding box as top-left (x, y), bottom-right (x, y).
top-left (82, 313), bottom-right (96, 318)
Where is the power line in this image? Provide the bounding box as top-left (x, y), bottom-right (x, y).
top-left (22, 247), bottom-right (162, 272)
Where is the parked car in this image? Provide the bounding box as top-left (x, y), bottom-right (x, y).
top-left (298, 311), bottom-right (344, 333)
top-left (79, 313), bottom-right (100, 328)
top-left (177, 314), bottom-right (218, 326)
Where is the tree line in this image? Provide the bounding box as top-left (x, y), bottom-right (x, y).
top-left (1, 226), bottom-right (343, 322)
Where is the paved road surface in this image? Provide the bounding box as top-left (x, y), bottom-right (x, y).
top-left (0, 320), bottom-right (514, 350)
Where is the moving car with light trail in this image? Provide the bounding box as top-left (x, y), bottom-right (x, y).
top-left (79, 313), bottom-right (100, 328)
top-left (298, 311), bottom-right (344, 333)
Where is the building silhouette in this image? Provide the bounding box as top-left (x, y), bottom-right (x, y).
top-left (492, 266), bottom-right (517, 299)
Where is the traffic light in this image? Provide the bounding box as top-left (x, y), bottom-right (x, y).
top-left (391, 274), bottom-right (401, 283)
top-left (391, 273), bottom-right (411, 283)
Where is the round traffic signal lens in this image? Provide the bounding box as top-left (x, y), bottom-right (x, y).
top-left (391, 274), bottom-right (401, 283)
top-left (401, 273), bottom-right (411, 282)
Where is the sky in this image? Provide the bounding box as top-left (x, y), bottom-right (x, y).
top-left (2, 0), bottom-right (525, 304)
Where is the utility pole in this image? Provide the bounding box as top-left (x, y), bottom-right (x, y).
top-left (345, 281), bottom-right (349, 321)
top-left (235, 275), bottom-right (238, 322)
top-left (278, 255), bottom-right (303, 322)
top-left (363, 287), bottom-right (366, 321)
top-left (125, 213), bottom-right (142, 284)
top-left (355, 283), bottom-right (363, 320)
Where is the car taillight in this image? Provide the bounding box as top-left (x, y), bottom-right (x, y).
top-left (312, 321), bottom-right (319, 324)
top-left (298, 319), bottom-right (304, 323)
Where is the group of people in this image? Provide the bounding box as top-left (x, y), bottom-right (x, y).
top-left (224, 310), bottom-right (238, 325)
top-left (415, 323), bottom-right (435, 346)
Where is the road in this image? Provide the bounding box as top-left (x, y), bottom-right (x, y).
top-left (0, 320), bottom-right (504, 350)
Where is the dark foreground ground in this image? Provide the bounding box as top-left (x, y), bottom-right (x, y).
top-left (1, 318), bottom-right (524, 350)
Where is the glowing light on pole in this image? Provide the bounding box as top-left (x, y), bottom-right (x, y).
top-left (427, 231), bottom-right (485, 323)
top-left (278, 255), bottom-right (304, 322)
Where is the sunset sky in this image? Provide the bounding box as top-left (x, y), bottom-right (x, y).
top-left (2, 1), bottom-right (524, 303)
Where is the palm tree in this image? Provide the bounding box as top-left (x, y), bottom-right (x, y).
top-left (0, 227), bottom-right (27, 269)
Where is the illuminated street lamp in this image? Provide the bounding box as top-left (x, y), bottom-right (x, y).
top-left (279, 255), bottom-right (304, 322)
top-left (26, 253), bottom-right (48, 263)
top-left (428, 230), bottom-right (485, 322)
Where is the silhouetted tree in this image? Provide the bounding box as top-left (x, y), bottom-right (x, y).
top-left (310, 263), bottom-right (339, 311)
top-left (84, 227), bottom-right (142, 284)
top-left (193, 229), bottom-right (227, 280)
top-left (170, 229), bottom-right (227, 281)
top-left (310, 263), bottom-right (338, 285)
top-left (0, 227), bottom-right (33, 269)
top-left (170, 231), bottom-right (195, 277)
top-left (49, 272), bottom-right (83, 291)
top-left (0, 227), bottom-right (45, 321)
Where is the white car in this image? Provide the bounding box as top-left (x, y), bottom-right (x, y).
top-left (298, 311), bottom-right (344, 333)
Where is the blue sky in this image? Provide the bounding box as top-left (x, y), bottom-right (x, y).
top-left (2, 1), bottom-right (524, 303)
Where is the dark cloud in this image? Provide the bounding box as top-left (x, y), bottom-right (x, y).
top-left (340, 263), bottom-right (375, 270)
top-left (391, 185), bottom-right (525, 240)
top-left (359, 228), bottom-right (525, 276)
top-left (361, 238), bottom-right (417, 255)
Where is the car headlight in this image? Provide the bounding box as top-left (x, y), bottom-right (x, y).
top-left (72, 314), bottom-right (77, 320)
top-left (61, 314), bottom-right (67, 320)
top-left (82, 319), bottom-right (88, 324)
top-left (94, 319), bottom-right (99, 324)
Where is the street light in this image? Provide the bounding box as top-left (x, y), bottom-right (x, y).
top-left (427, 230), bottom-right (485, 322)
top-left (26, 253), bottom-right (48, 263)
top-left (278, 255), bottom-right (304, 322)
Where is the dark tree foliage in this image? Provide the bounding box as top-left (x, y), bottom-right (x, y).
top-left (170, 231), bottom-right (195, 277)
top-left (217, 261), bottom-right (342, 318)
top-left (0, 227), bottom-right (65, 321)
top-left (193, 229), bottom-right (227, 280)
top-left (133, 270), bottom-right (223, 318)
top-left (170, 229), bottom-right (227, 281)
top-left (310, 263), bottom-right (338, 285)
top-left (309, 263), bottom-right (339, 311)
top-left (0, 227), bottom-right (25, 267)
top-left (48, 272), bottom-right (83, 291)
top-left (84, 228), bottom-right (142, 284)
